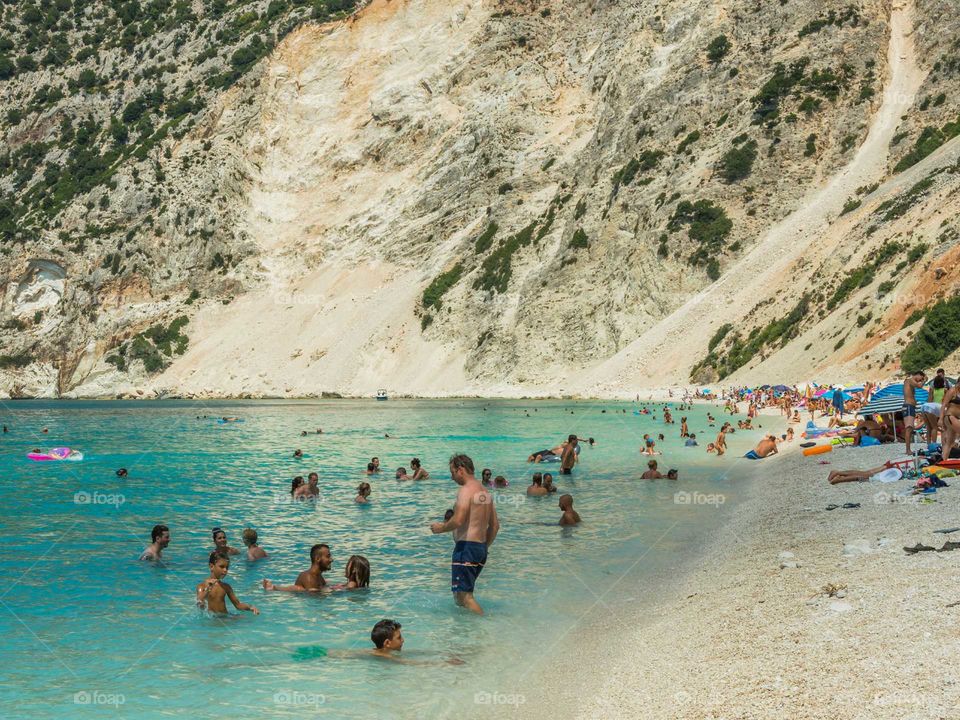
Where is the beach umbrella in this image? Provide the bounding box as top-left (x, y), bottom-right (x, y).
top-left (858, 383), bottom-right (929, 441)
top-left (773, 384), bottom-right (790, 392)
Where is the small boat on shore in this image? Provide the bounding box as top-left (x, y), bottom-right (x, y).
top-left (376, 389), bottom-right (388, 401)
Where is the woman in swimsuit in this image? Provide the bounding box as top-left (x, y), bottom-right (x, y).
top-left (940, 382), bottom-right (960, 457)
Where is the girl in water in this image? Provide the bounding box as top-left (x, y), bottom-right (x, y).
top-left (332, 555), bottom-right (370, 590)
top-left (290, 476), bottom-right (304, 496)
top-left (355, 482), bottom-right (372, 503)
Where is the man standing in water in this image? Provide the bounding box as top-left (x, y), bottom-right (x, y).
top-left (560, 434), bottom-right (578, 475)
top-left (430, 454), bottom-right (499, 615)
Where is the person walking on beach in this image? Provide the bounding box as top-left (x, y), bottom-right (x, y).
top-left (903, 370), bottom-right (926, 455)
top-left (430, 454), bottom-right (499, 615)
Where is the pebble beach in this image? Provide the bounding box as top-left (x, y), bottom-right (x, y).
top-left (527, 440), bottom-right (960, 719)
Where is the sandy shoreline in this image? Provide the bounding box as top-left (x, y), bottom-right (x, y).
top-left (522, 437), bottom-right (960, 719)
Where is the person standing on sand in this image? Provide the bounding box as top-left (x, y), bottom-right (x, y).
top-left (430, 454), bottom-right (499, 615)
top-left (903, 370), bottom-right (926, 455)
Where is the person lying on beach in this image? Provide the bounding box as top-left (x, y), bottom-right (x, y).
top-left (481, 468), bottom-right (493, 486)
top-left (242, 529), bottom-right (268, 561)
top-left (356, 482), bottom-right (372, 503)
top-left (140, 524), bottom-right (169, 561)
top-left (827, 464), bottom-right (893, 485)
top-left (330, 555), bottom-right (370, 590)
top-left (559, 494), bottom-right (581, 526)
top-left (212, 528), bottom-right (241, 556)
top-left (641, 460), bottom-right (663, 479)
top-left (197, 550), bottom-right (259, 615)
top-left (262, 544), bottom-right (331, 592)
top-left (744, 435), bottom-right (778, 460)
top-left (395, 467), bottom-right (411, 480)
top-left (410, 458), bottom-right (429, 480)
top-left (527, 473), bottom-right (548, 496)
top-left (294, 472), bottom-right (320, 500)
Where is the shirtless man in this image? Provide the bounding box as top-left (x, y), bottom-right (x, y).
top-left (560, 435), bottom-right (578, 475)
top-left (903, 370), bottom-right (926, 454)
top-left (641, 460), bottom-right (663, 479)
top-left (262, 543), bottom-right (332, 592)
top-left (526, 472), bottom-right (548, 496)
top-left (294, 472), bottom-right (320, 500)
top-left (558, 494), bottom-right (581, 526)
top-left (430, 454), bottom-right (500, 615)
top-left (140, 524), bottom-right (169, 561)
top-left (745, 435), bottom-right (778, 459)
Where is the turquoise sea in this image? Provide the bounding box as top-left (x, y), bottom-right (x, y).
top-left (0, 399), bottom-right (774, 719)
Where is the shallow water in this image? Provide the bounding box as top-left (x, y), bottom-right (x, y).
top-left (0, 399), bottom-right (773, 719)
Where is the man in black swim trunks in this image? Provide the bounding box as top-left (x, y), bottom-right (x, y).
top-left (560, 435), bottom-right (578, 475)
top-left (430, 454), bottom-right (499, 615)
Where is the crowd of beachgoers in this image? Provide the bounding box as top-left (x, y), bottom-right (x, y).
top-left (16, 368), bottom-right (960, 662)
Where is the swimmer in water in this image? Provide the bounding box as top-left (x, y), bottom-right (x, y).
top-left (197, 550), bottom-right (259, 615)
top-left (494, 475), bottom-right (509, 489)
top-left (242, 529), bottom-right (267, 561)
top-left (370, 457), bottom-right (381, 473)
top-left (293, 449), bottom-right (303, 459)
top-left (365, 462), bottom-right (377, 476)
top-left (116, 468), bottom-right (128, 478)
top-left (641, 460), bottom-right (663, 479)
top-left (370, 619), bottom-right (404, 659)
top-left (294, 472), bottom-right (320, 500)
top-left (559, 494), bottom-right (581, 526)
top-left (212, 527), bottom-right (240, 556)
top-left (356, 482), bottom-right (371, 503)
top-left (480, 468), bottom-right (493, 486)
top-left (263, 544), bottom-right (332, 592)
top-left (331, 555), bottom-right (370, 590)
top-left (395, 466), bottom-right (411, 480)
top-left (140, 524), bottom-right (169, 561)
top-left (290, 476), bottom-right (304, 496)
top-left (527, 472), bottom-right (548, 496)
top-left (410, 458), bottom-right (429, 480)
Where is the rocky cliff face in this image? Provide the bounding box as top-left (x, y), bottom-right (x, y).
top-left (1, 0), bottom-right (958, 398)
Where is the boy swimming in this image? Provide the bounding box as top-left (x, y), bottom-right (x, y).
top-left (242, 528), bottom-right (267, 561)
top-left (196, 550), bottom-right (259, 615)
top-left (355, 482), bottom-right (372, 503)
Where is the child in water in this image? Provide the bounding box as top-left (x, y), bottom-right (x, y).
top-left (331, 555), bottom-right (370, 590)
top-left (356, 482), bottom-right (372, 503)
top-left (212, 527), bottom-right (241, 555)
top-left (242, 529), bottom-right (267, 561)
top-left (493, 475), bottom-right (509, 488)
top-left (197, 550), bottom-right (259, 615)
